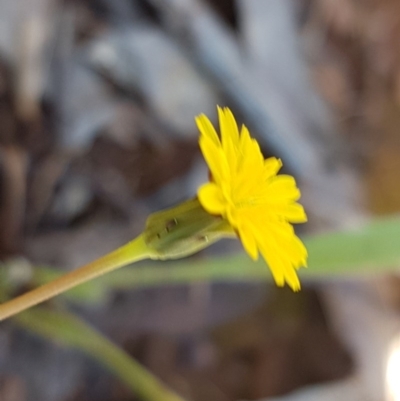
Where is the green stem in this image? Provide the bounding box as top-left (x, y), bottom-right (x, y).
top-left (16, 308), bottom-right (184, 401)
top-left (0, 235), bottom-right (150, 321)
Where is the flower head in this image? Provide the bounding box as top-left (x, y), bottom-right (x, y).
top-left (196, 107), bottom-right (308, 291)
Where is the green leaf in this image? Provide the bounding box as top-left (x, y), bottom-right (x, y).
top-left (304, 216), bottom-right (400, 276)
top-left (33, 216), bottom-right (400, 300)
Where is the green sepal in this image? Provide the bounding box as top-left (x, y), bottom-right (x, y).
top-left (143, 198), bottom-right (234, 260)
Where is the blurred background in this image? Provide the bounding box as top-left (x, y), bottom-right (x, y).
top-left (0, 0), bottom-right (400, 400)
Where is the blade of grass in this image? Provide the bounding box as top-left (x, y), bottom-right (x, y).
top-left (15, 308), bottom-right (185, 401)
top-left (30, 216), bottom-right (400, 297)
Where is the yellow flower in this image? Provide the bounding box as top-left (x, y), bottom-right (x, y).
top-left (196, 107), bottom-right (308, 291)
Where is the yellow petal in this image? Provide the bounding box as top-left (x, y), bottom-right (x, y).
top-left (199, 135), bottom-right (229, 184)
top-left (197, 182), bottom-right (225, 215)
top-left (218, 107), bottom-right (238, 169)
top-left (290, 234), bottom-right (308, 266)
top-left (195, 114), bottom-right (220, 146)
top-left (250, 219), bottom-right (305, 290)
top-left (218, 107), bottom-right (239, 144)
top-left (239, 124), bottom-right (252, 151)
top-left (237, 126), bottom-right (265, 176)
top-left (265, 175), bottom-right (301, 201)
top-left (263, 157), bottom-right (282, 179)
top-left (260, 238), bottom-right (301, 291)
top-left (284, 268), bottom-right (301, 291)
top-left (233, 168), bottom-right (264, 200)
top-left (259, 244), bottom-right (286, 287)
top-left (237, 222), bottom-right (259, 261)
top-left (263, 203), bottom-right (308, 223)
